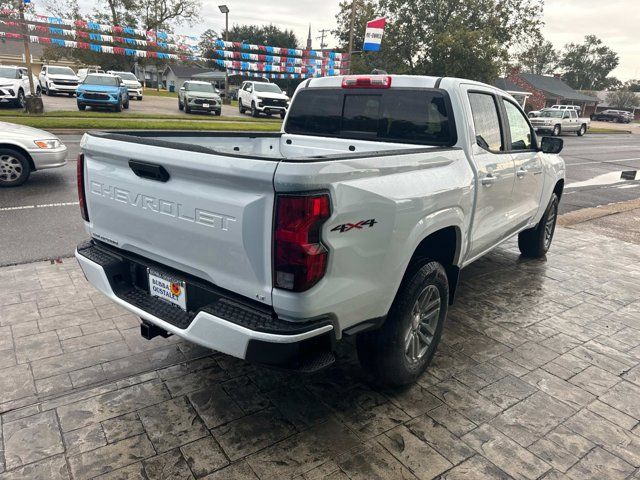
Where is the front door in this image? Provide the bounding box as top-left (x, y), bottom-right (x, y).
top-left (501, 98), bottom-right (545, 227)
top-left (464, 89), bottom-right (517, 259)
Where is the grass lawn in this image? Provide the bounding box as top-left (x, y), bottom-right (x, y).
top-left (4, 116), bottom-right (282, 131)
top-left (143, 88), bottom-right (177, 98)
top-left (0, 109), bottom-right (279, 122)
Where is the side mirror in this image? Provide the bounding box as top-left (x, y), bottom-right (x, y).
top-left (21, 74), bottom-right (28, 80)
top-left (179, 87), bottom-right (185, 91)
top-left (540, 136), bottom-right (563, 154)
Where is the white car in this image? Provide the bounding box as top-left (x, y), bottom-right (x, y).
top-left (76, 74), bottom-right (565, 386)
top-left (238, 81), bottom-right (289, 118)
top-left (38, 65), bottom-right (79, 96)
top-left (0, 122), bottom-right (67, 186)
top-left (0, 66), bottom-right (40, 108)
top-left (549, 104), bottom-right (582, 115)
top-left (77, 68), bottom-right (105, 82)
top-left (107, 71), bottom-right (143, 100)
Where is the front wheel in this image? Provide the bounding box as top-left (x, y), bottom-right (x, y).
top-left (178, 100), bottom-right (183, 111)
top-left (124, 98), bottom-right (130, 109)
top-left (238, 99), bottom-right (245, 114)
top-left (518, 193), bottom-right (559, 258)
top-left (357, 261), bottom-right (448, 387)
top-left (552, 125), bottom-right (561, 136)
top-left (16, 89), bottom-right (25, 108)
top-left (114, 97), bottom-right (123, 113)
top-left (77, 104), bottom-right (86, 111)
top-left (251, 102), bottom-right (259, 117)
top-left (0, 148), bottom-right (31, 187)
top-left (280, 110), bottom-right (286, 120)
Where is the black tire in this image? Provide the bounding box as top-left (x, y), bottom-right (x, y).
top-left (251, 102), bottom-right (259, 117)
top-left (78, 104), bottom-right (86, 111)
top-left (239, 99), bottom-right (245, 114)
top-left (115, 97), bottom-right (122, 113)
top-left (35, 86), bottom-right (42, 97)
top-left (280, 110), bottom-right (286, 120)
top-left (518, 193), bottom-right (559, 258)
top-left (138, 96), bottom-right (143, 101)
top-left (552, 125), bottom-right (561, 136)
top-left (0, 148), bottom-right (31, 187)
top-left (16, 89), bottom-right (25, 108)
top-left (185, 103), bottom-right (191, 114)
top-left (357, 260), bottom-right (448, 387)
top-left (68, 92), bottom-right (74, 97)
top-left (124, 99), bottom-right (129, 109)
top-left (178, 100), bottom-right (183, 111)
top-left (214, 110), bottom-right (221, 116)
top-left (577, 124), bottom-right (586, 136)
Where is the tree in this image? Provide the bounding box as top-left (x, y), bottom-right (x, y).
top-left (516, 35), bottom-right (558, 75)
top-left (606, 89), bottom-right (640, 110)
top-left (623, 79), bottom-right (640, 92)
top-left (559, 35), bottom-right (619, 90)
top-left (332, 0), bottom-right (544, 82)
top-left (137, 0), bottom-right (201, 31)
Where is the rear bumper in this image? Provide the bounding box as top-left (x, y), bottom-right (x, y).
top-left (75, 240), bottom-right (334, 370)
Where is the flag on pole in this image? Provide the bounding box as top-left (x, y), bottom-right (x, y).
top-left (363, 17), bottom-right (386, 51)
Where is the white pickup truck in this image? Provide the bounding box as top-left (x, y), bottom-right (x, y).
top-left (75, 75), bottom-right (565, 386)
top-left (529, 108), bottom-right (590, 136)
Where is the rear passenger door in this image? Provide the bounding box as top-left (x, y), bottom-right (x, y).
top-left (501, 97), bottom-right (544, 227)
top-left (464, 88), bottom-right (517, 259)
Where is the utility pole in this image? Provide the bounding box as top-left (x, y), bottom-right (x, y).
top-left (316, 29), bottom-right (330, 50)
top-left (347, 0), bottom-right (357, 74)
top-left (18, 0), bottom-right (42, 112)
top-left (218, 5), bottom-right (231, 104)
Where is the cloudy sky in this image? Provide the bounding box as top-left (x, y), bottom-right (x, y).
top-left (40, 0), bottom-right (639, 80)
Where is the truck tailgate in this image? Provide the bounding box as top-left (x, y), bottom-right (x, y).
top-left (81, 134), bottom-right (278, 305)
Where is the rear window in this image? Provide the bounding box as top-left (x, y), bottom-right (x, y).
top-left (285, 89), bottom-right (456, 146)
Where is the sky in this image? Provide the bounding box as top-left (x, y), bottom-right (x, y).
top-left (38, 0), bottom-right (639, 81)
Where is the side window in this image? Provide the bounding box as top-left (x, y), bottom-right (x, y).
top-left (570, 111), bottom-right (577, 119)
top-left (502, 99), bottom-right (534, 151)
top-left (563, 111), bottom-right (570, 119)
top-left (468, 92), bottom-right (503, 152)
top-left (243, 83), bottom-right (252, 92)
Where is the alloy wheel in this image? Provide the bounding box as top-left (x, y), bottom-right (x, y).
top-left (0, 154), bottom-right (23, 184)
top-left (544, 201), bottom-right (558, 249)
top-left (405, 284), bottom-right (441, 364)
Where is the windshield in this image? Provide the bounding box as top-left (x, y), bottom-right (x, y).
top-left (114, 72), bottom-right (138, 81)
top-left (48, 67), bottom-right (76, 76)
top-left (83, 75), bottom-right (118, 86)
top-left (254, 83), bottom-right (283, 94)
top-left (186, 83), bottom-right (215, 93)
top-left (0, 67), bottom-right (20, 79)
top-left (538, 110), bottom-right (563, 118)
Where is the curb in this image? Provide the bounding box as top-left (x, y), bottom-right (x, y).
top-left (558, 197), bottom-right (640, 226)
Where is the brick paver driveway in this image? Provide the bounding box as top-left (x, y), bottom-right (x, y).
top-left (1, 228), bottom-right (639, 479)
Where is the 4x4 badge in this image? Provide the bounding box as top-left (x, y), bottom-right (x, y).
top-left (331, 219), bottom-right (377, 233)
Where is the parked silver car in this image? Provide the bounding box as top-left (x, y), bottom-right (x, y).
top-left (0, 122), bottom-right (67, 187)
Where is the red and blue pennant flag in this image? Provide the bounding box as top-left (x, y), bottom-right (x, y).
top-left (363, 17), bottom-right (386, 52)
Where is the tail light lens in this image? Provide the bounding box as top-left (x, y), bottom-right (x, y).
top-left (76, 153), bottom-right (89, 222)
top-left (274, 193), bottom-right (330, 292)
top-left (342, 75), bottom-right (392, 89)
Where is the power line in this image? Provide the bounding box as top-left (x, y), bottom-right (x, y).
top-left (316, 28), bottom-right (330, 50)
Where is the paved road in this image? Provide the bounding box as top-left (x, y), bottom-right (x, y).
top-left (1, 133), bottom-right (639, 266)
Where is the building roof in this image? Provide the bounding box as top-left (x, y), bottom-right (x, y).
top-left (494, 78), bottom-right (530, 95)
top-left (163, 65), bottom-right (212, 78)
top-left (519, 73), bottom-right (598, 102)
top-left (191, 71), bottom-right (227, 81)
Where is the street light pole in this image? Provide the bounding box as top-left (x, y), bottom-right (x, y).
top-left (347, 0), bottom-right (357, 75)
top-left (218, 5), bottom-right (231, 105)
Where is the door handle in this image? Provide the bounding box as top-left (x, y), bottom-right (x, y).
top-left (481, 174), bottom-right (497, 187)
top-left (516, 168), bottom-right (527, 179)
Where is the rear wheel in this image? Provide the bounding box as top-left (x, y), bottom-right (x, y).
top-left (357, 260), bottom-right (448, 386)
top-left (518, 193), bottom-right (559, 258)
top-left (0, 149), bottom-right (31, 187)
top-left (577, 124), bottom-right (586, 136)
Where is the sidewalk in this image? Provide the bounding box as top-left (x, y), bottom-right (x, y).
top-left (0, 227), bottom-right (639, 479)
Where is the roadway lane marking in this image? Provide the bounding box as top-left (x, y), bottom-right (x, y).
top-left (0, 201), bottom-right (79, 212)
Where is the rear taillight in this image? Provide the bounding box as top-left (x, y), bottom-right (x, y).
top-left (274, 193), bottom-right (331, 292)
top-left (76, 153), bottom-right (89, 222)
top-left (342, 75), bottom-right (392, 89)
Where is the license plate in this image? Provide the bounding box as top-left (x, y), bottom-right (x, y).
top-left (148, 269), bottom-right (187, 311)
top-left (203, 103), bottom-right (210, 108)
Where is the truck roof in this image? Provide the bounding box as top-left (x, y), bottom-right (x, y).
top-left (303, 74), bottom-right (498, 91)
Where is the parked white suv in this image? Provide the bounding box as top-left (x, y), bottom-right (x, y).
top-left (39, 65), bottom-right (79, 96)
top-left (238, 81), bottom-right (289, 118)
top-left (107, 71), bottom-right (143, 100)
top-left (0, 66), bottom-right (39, 107)
top-left (76, 74), bottom-right (565, 386)
top-left (549, 104), bottom-right (582, 115)
top-left (77, 68), bottom-right (105, 82)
